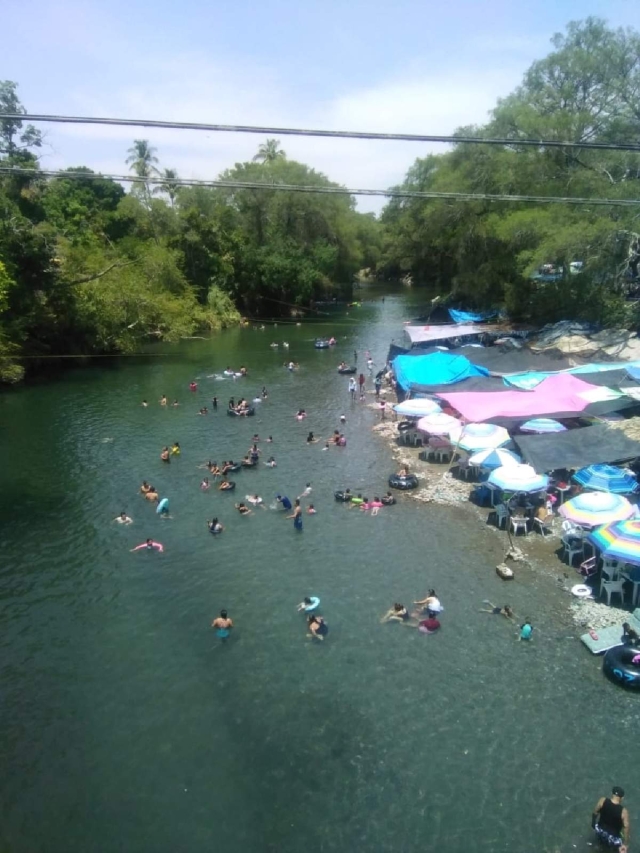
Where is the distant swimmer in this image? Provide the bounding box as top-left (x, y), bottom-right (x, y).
top-left (211, 609), bottom-right (233, 641)
top-left (266, 435), bottom-right (273, 442)
top-left (141, 400), bottom-right (148, 407)
top-left (218, 480), bottom-right (235, 491)
top-left (189, 381), bottom-right (197, 392)
top-left (208, 518), bottom-right (224, 535)
top-left (212, 396), bottom-right (218, 410)
top-left (299, 483), bottom-right (312, 498)
top-left (340, 414), bottom-right (346, 424)
top-left (246, 494), bottom-right (264, 507)
top-left (276, 494), bottom-right (292, 511)
top-left (307, 614), bottom-right (328, 641)
top-left (414, 590), bottom-right (443, 618)
top-left (519, 619), bottom-right (533, 641)
top-left (171, 442), bottom-right (181, 456)
top-left (307, 504), bottom-right (317, 515)
top-left (296, 409), bottom-right (307, 420)
top-left (130, 538), bottom-right (164, 553)
top-left (140, 481), bottom-right (151, 495)
top-left (201, 477), bottom-right (210, 491)
top-left (159, 395), bottom-right (167, 406)
top-left (161, 447), bottom-right (170, 463)
top-left (114, 511), bottom-right (133, 524)
top-left (306, 432), bottom-right (318, 444)
top-left (297, 596), bottom-right (320, 612)
top-left (145, 487), bottom-right (159, 502)
top-left (380, 603), bottom-right (412, 624)
top-left (235, 502), bottom-right (252, 515)
top-left (265, 457), bottom-right (277, 467)
top-left (262, 387), bottom-right (268, 399)
top-left (172, 399), bottom-right (179, 407)
top-left (480, 601), bottom-right (515, 620)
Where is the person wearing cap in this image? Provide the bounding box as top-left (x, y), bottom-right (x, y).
top-left (592, 786), bottom-right (629, 851)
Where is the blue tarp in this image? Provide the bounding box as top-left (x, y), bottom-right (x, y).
top-left (449, 308), bottom-right (498, 324)
top-left (503, 360), bottom-right (640, 390)
top-left (392, 352), bottom-right (489, 392)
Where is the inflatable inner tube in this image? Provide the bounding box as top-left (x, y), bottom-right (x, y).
top-left (227, 407), bottom-right (255, 417)
top-left (314, 341), bottom-right (330, 349)
top-left (304, 597), bottom-right (320, 612)
top-left (603, 645), bottom-right (640, 690)
top-left (156, 498), bottom-right (170, 515)
top-left (334, 490), bottom-right (352, 502)
top-left (337, 367), bottom-right (357, 374)
top-left (389, 473), bottom-right (419, 490)
top-left (224, 464), bottom-right (241, 473)
top-left (219, 481), bottom-right (236, 491)
top-left (397, 421), bottom-right (414, 432)
top-left (381, 495), bottom-right (396, 506)
top-left (571, 584), bottom-right (592, 598)
top-left (241, 460), bottom-right (258, 468)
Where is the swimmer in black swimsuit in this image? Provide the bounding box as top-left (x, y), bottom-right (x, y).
top-left (480, 601), bottom-right (514, 620)
top-left (380, 603), bottom-right (413, 624)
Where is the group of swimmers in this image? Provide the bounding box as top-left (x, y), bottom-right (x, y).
top-left (160, 443), bottom-right (181, 463)
top-left (228, 398), bottom-right (252, 415)
top-left (381, 589), bottom-right (444, 633)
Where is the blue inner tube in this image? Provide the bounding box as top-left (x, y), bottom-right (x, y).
top-left (304, 597), bottom-right (320, 612)
top-left (219, 481), bottom-right (236, 491)
top-left (381, 495), bottom-right (396, 505)
top-left (334, 490), bottom-right (352, 502)
top-left (227, 407), bottom-right (255, 417)
top-left (603, 645), bottom-right (640, 689)
top-left (388, 473), bottom-right (419, 490)
top-left (156, 498), bottom-right (169, 514)
top-left (337, 367), bottom-right (357, 374)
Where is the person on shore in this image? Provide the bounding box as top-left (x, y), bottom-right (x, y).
top-left (367, 357), bottom-right (374, 375)
top-left (374, 375), bottom-right (382, 398)
top-left (414, 589), bottom-right (442, 618)
top-left (379, 400), bottom-right (386, 420)
top-left (520, 619), bottom-right (533, 641)
top-left (208, 518), bottom-right (224, 535)
top-left (307, 614), bottom-right (328, 641)
top-left (211, 610), bottom-right (233, 641)
top-left (381, 603), bottom-right (412, 624)
top-left (161, 446), bottom-right (170, 463)
top-left (622, 622), bottom-right (640, 644)
top-left (480, 602), bottom-right (515, 620)
top-left (592, 786), bottom-right (629, 852)
top-left (130, 538), bottom-right (163, 552)
top-left (140, 481), bottom-right (151, 495)
top-left (276, 494), bottom-right (292, 511)
top-left (353, 349), bottom-right (357, 363)
top-left (288, 499), bottom-right (303, 530)
top-left (114, 511), bottom-right (133, 524)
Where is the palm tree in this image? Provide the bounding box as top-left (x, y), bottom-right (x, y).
top-left (126, 139), bottom-right (159, 206)
top-left (153, 167), bottom-right (180, 207)
top-left (252, 139), bottom-right (286, 164)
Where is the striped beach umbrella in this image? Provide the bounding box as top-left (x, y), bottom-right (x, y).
top-left (588, 520), bottom-right (640, 565)
top-left (416, 412), bottom-right (461, 435)
top-left (559, 492), bottom-right (635, 529)
top-left (488, 464), bottom-right (549, 493)
top-left (394, 398), bottom-right (441, 418)
top-left (521, 418), bottom-right (567, 434)
top-left (449, 422), bottom-right (510, 451)
top-left (469, 447), bottom-right (522, 470)
top-left (573, 464), bottom-right (638, 494)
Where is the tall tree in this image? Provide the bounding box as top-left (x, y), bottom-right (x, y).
top-left (252, 139), bottom-right (286, 164)
top-left (0, 80), bottom-right (42, 161)
top-left (153, 167), bottom-right (180, 207)
top-left (125, 139), bottom-right (159, 206)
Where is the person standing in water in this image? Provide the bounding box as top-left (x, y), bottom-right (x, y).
top-left (114, 511), bottom-right (133, 525)
top-left (348, 377), bottom-right (357, 400)
top-left (358, 373), bottom-right (365, 397)
top-left (592, 786), bottom-right (629, 852)
top-left (211, 610), bottom-right (233, 641)
top-left (288, 499), bottom-right (303, 531)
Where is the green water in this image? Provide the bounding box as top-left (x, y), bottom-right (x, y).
top-left (1, 287), bottom-right (638, 853)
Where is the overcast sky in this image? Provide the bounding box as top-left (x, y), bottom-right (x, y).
top-left (3, 0), bottom-right (635, 212)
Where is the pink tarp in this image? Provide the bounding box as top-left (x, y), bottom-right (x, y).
top-left (438, 373), bottom-right (618, 422)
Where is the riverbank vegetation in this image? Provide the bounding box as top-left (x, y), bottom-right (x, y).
top-left (380, 18), bottom-right (640, 327)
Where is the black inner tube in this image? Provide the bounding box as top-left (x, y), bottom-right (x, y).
top-left (334, 491), bottom-right (352, 502)
top-left (603, 644), bottom-right (640, 689)
top-left (388, 473), bottom-right (419, 490)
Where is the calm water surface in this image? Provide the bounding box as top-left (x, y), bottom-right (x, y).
top-left (1, 287), bottom-right (638, 853)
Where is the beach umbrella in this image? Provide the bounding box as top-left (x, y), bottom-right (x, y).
top-left (394, 398), bottom-right (441, 418)
top-left (469, 447), bottom-right (522, 470)
top-left (520, 418), bottom-right (567, 434)
top-left (559, 492), bottom-right (634, 529)
top-left (416, 412), bottom-right (461, 435)
top-left (573, 464), bottom-right (638, 494)
top-left (588, 520), bottom-right (640, 565)
top-left (449, 422), bottom-right (510, 451)
top-left (488, 464), bottom-right (549, 493)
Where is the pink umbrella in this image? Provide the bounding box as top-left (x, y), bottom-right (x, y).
top-left (416, 413), bottom-right (462, 435)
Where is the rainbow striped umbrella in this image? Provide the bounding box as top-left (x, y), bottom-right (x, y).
top-left (588, 520), bottom-right (640, 565)
top-left (521, 418), bottom-right (567, 434)
top-left (573, 464), bottom-right (638, 494)
top-left (416, 412), bottom-right (461, 435)
top-left (559, 492), bottom-right (634, 529)
top-left (449, 422), bottom-right (510, 451)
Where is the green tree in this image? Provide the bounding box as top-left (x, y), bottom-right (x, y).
top-left (126, 139), bottom-right (159, 207)
top-left (154, 167), bottom-right (180, 207)
top-left (252, 139), bottom-right (286, 163)
top-left (0, 80), bottom-right (42, 160)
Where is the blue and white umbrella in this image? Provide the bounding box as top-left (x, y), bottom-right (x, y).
top-left (573, 464), bottom-right (638, 494)
top-left (488, 464), bottom-right (549, 493)
top-left (469, 447), bottom-right (522, 470)
top-left (394, 398), bottom-right (441, 418)
top-left (449, 422), bottom-right (510, 451)
top-left (520, 418), bottom-right (567, 434)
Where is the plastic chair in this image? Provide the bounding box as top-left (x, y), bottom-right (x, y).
top-left (533, 514), bottom-right (554, 537)
top-left (602, 558), bottom-right (620, 580)
top-left (494, 504), bottom-right (508, 530)
top-left (561, 532), bottom-right (584, 566)
top-left (577, 556), bottom-right (597, 580)
top-left (601, 578), bottom-right (626, 606)
top-left (510, 516), bottom-right (528, 536)
top-left (621, 571), bottom-right (640, 608)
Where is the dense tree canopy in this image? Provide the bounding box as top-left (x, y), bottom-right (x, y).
top-left (380, 17), bottom-right (640, 326)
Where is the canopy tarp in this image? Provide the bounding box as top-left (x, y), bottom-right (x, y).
top-left (513, 424), bottom-right (640, 472)
top-left (449, 308), bottom-right (498, 324)
top-left (392, 352), bottom-right (489, 391)
top-left (438, 374), bottom-right (625, 422)
top-left (404, 324), bottom-right (503, 345)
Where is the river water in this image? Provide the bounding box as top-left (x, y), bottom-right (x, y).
top-left (1, 286), bottom-right (638, 853)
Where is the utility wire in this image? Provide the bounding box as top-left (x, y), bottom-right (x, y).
top-left (1, 167), bottom-right (639, 207)
top-left (6, 113), bottom-right (640, 152)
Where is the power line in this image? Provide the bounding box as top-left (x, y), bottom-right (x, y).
top-left (5, 113), bottom-right (640, 152)
top-left (1, 167), bottom-right (639, 207)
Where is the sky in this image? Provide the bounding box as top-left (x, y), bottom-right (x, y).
top-left (3, 0), bottom-right (636, 212)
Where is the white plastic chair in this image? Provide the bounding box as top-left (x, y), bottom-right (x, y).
top-left (510, 516), bottom-right (528, 536)
top-left (601, 578), bottom-right (626, 606)
top-left (533, 514), bottom-right (554, 537)
top-left (561, 532), bottom-right (584, 566)
top-left (494, 504), bottom-right (508, 530)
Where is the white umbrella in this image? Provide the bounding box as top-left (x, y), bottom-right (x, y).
top-left (394, 398), bottom-right (441, 418)
top-left (469, 447), bottom-right (522, 470)
top-left (449, 422), bottom-right (510, 451)
top-left (416, 412), bottom-right (461, 435)
top-left (488, 464), bottom-right (549, 493)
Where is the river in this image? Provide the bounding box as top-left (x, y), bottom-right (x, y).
top-left (1, 285), bottom-right (638, 853)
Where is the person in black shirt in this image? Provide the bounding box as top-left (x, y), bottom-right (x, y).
top-left (592, 786), bottom-right (629, 851)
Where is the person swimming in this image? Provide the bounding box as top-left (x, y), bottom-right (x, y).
top-left (114, 511), bottom-right (133, 524)
top-left (172, 399), bottom-right (179, 407)
top-left (211, 609), bottom-right (233, 640)
top-left (144, 487), bottom-right (159, 502)
top-left (296, 409), bottom-right (307, 420)
top-left (246, 494), bottom-right (264, 507)
top-left (414, 590), bottom-right (442, 617)
top-left (265, 457), bottom-right (277, 467)
top-left (161, 447), bottom-right (170, 463)
top-left (159, 395), bottom-right (167, 406)
top-left (276, 494), bottom-right (292, 511)
top-left (141, 400), bottom-right (148, 407)
top-left (201, 477), bottom-right (210, 491)
top-left (235, 502), bottom-right (252, 515)
top-left (307, 614), bottom-right (328, 641)
top-left (520, 619), bottom-right (533, 641)
top-left (130, 538), bottom-right (163, 552)
top-left (299, 483), bottom-right (312, 497)
top-left (381, 603), bottom-right (411, 624)
top-left (208, 518), bottom-right (224, 535)
top-left (140, 481), bottom-right (151, 494)
top-left (480, 601), bottom-right (515, 620)
top-left (307, 432), bottom-right (318, 443)
top-left (307, 504), bottom-right (317, 515)
top-left (171, 442), bottom-right (181, 455)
